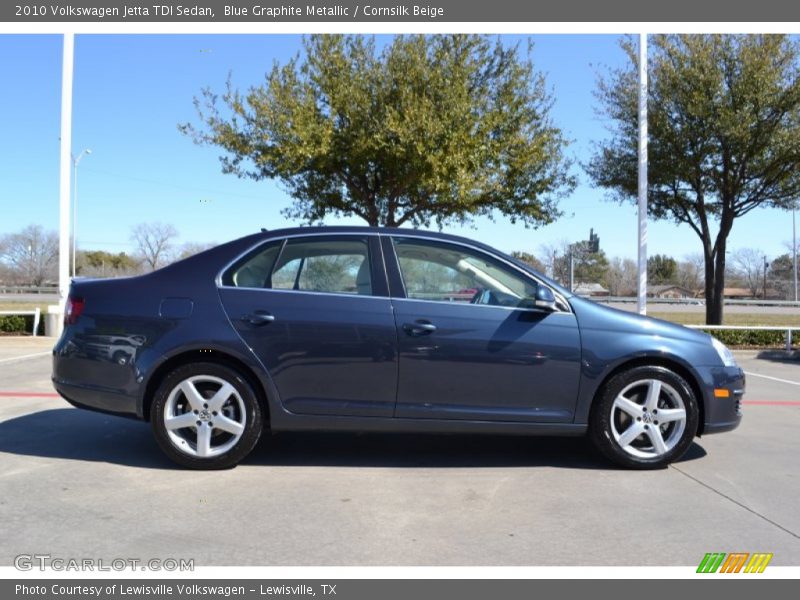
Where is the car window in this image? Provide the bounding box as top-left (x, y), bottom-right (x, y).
top-left (269, 238), bottom-right (373, 295)
top-left (223, 241), bottom-right (282, 288)
top-left (393, 237), bottom-right (537, 308)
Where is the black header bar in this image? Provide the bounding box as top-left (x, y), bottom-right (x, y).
top-left (2, 0), bottom-right (800, 23)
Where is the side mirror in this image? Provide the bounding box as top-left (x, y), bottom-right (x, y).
top-left (534, 285), bottom-right (557, 311)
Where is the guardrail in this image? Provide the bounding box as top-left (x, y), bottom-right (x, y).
top-left (589, 296), bottom-right (800, 307)
top-left (686, 324), bottom-right (799, 351)
top-left (0, 285), bottom-right (59, 295)
top-left (0, 308), bottom-right (41, 337)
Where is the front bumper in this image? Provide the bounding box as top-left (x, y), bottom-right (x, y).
top-left (697, 366), bottom-right (744, 435)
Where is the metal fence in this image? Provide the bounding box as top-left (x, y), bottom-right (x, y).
top-left (0, 285), bottom-right (59, 295)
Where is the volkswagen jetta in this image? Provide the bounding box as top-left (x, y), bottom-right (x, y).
top-left (52, 227), bottom-right (743, 469)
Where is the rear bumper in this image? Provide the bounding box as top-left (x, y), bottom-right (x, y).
top-left (52, 377), bottom-right (140, 418)
top-left (698, 366), bottom-right (744, 435)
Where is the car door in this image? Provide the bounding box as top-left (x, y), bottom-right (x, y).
top-left (384, 236), bottom-right (582, 422)
top-left (218, 234), bottom-right (397, 418)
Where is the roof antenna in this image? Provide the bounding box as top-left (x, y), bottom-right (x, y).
top-left (261, 228), bottom-right (268, 233)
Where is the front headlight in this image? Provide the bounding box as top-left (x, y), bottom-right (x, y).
top-left (711, 337), bottom-right (738, 367)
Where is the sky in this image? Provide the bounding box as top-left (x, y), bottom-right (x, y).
top-left (0, 33), bottom-right (796, 264)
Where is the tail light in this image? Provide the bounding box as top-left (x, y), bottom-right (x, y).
top-left (64, 296), bottom-right (85, 325)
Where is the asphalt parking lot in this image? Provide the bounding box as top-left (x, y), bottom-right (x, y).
top-left (1, 337), bottom-right (799, 566)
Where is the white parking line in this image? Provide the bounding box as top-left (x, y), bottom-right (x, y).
top-left (744, 371), bottom-right (800, 387)
top-left (0, 351), bottom-right (51, 364)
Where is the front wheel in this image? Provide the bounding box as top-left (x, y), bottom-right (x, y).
top-left (589, 365), bottom-right (699, 469)
top-left (151, 362), bottom-right (263, 469)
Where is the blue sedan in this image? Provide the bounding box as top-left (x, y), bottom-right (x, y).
top-left (52, 227), bottom-right (743, 469)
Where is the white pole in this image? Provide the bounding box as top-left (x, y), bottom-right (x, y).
top-left (637, 33), bottom-right (648, 316)
top-left (58, 34), bottom-right (74, 322)
top-left (70, 149), bottom-right (90, 278)
top-left (72, 157), bottom-right (77, 277)
top-left (793, 200), bottom-right (798, 303)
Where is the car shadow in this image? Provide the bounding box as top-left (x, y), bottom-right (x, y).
top-left (0, 408), bottom-right (707, 471)
top-left (246, 431), bottom-right (706, 469)
top-left (754, 349), bottom-right (800, 363)
top-left (0, 408), bottom-right (174, 470)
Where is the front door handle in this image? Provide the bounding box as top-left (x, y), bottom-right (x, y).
top-left (242, 311), bottom-right (275, 326)
top-left (402, 320), bottom-right (437, 336)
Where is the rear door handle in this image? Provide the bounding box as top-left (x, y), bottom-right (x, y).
top-left (242, 311), bottom-right (275, 326)
top-left (402, 321), bottom-right (437, 336)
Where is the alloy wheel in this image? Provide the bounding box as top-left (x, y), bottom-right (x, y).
top-left (610, 378), bottom-right (687, 459)
top-left (163, 375), bottom-right (247, 458)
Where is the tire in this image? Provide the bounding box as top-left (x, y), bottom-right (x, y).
top-left (150, 362), bottom-right (264, 469)
top-left (589, 365), bottom-right (699, 469)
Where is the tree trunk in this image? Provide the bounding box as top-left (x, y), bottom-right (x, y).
top-left (703, 248), bottom-right (721, 325)
top-left (703, 218), bottom-right (732, 325)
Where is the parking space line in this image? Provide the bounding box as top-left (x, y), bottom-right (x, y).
top-left (0, 392), bottom-right (59, 398)
top-left (0, 351), bottom-right (51, 364)
top-left (743, 371), bottom-right (800, 386)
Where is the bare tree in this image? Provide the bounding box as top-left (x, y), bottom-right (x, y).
top-left (177, 241), bottom-right (216, 261)
top-left (0, 224), bottom-right (59, 286)
top-left (538, 240), bottom-right (570, 283)
top-left (130, 222), bottom-right (179, 271)
top-left (676, 253), bottom-right (705, 292)
top-left (605, 257), bottom-right (638, 296)
top-left (731, 248), bottom-right (765, 297)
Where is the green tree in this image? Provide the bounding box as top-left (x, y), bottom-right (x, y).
top-left (510, 251), bottom-right (546, 273)
top-left (647, 254), bottom-right (677, 285)
top-left (588, 35), bottom-right (800, 324)
top-left (553, 249), bottom-right (609, 286)
top-left (79, 250), bottom-right (139, 275)
top-left (181, 34), bottom-right (574, 228)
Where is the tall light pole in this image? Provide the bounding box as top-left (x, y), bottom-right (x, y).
top-left (71, 148), bottom-right (91, 277)
top-left (793, 200), bottom-right (798, 303)
top-left (59, 34), bottom-right (75, 325)
top-left (637, 32), bottom-right (648, 315)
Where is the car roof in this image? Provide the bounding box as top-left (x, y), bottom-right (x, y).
top-left (256, 225), bottom-right (491, 247)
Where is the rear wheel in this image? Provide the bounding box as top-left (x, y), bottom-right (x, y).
top-left (151, 362), bottom-right (263, 469)
top-left (589, 365), bottom-right (699, 469)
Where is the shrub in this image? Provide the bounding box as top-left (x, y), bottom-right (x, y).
top-left (0, 314), bottom-right (27, 333)
top-left (699, 328), bottom-right (793, 348)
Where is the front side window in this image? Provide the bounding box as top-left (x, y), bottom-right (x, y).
top-left (392, 238), bottom-right (538, 308)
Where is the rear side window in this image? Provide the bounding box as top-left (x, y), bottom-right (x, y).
top-left (272, 238), bottom-right (372, 295)
top-left (222, 236), bottom-right (373, 296)
top-left (222, 240), bottom-right (282, 288)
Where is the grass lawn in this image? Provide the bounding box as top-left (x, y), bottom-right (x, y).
top-left (0, 302), bottom-right (50, 313)
top-left (649, 312), bottom-right (800, 326)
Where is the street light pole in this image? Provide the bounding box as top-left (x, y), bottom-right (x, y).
top-left (793, 200), bottom-right (798, 303)
top-left (637, 32), bottom-right (648, 315)
top-left (71, 148), bottom-right (91, 278)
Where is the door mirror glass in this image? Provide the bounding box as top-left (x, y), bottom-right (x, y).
top-left (533, 285), bottom-right (557, 311)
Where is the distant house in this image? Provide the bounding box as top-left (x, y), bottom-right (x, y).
top-left (573, 282), bottom-right (609, 297)
top-left (648, 285), bottom-right (695, 299)
top-left (723, 287), bottom-right (756, 299)
top-left (721, 287), bottom-right (781, 300)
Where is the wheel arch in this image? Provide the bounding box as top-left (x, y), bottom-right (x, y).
top-left (589, 355), bottom-right (706, 435)
top-left (141, 348), bottom-right (271, 426)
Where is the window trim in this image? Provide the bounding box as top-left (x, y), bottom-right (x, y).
top-left (385, 235), bottom-right (572, 314)
top-left (215, 231), bottom-right (569, 312)
top-left (217, 233), bottom-right (389, 299)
